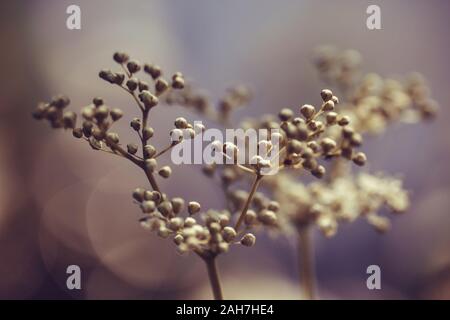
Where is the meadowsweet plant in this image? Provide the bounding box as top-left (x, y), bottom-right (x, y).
top-left (265, 47), bottom-right (438, 299)
top-left (32, 52), bottom-right (264, 300)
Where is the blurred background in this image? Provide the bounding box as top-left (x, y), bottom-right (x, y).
top-left (0, 0), bottom-right (449, 299)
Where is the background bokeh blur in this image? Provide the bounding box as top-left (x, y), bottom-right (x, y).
top-left (0, 0), bottom-right (449, 299)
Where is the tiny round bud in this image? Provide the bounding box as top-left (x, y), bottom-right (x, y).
top-left (72, 128), bottom-right (83, 139)
top-left (93, 97), bottom-right (104, 107)
top-left (184, 217), bottom-right (196, 228)
top-left (259, 210), bottom-right (277, 225)
top-left (287, 140), bottom-right (303, 154)
top-left (240, 233), bottom-right (256, 247)
top-left (126, 78), bottom-right (138, 91)
top-left (106, 132), bottom-right (119, 144)
top-left (170, 129), bottom-right (184, 144)
top-left (138, 81), bottom-right (149, 92)
top-left (157, 201), bottom-right (173, 216)
top-left (139, 90), bottom-right (159, 109)
top-left (331, 95), bottom-right (339, 104)
top-left (143, 127), bottom-right (154, 140)
top-left (127, 143), bottom-right (138, 154)
top-left (174, 117), bottom-right (188, 129)
top-left (110, 108), bottom-right (123, 121)
top-left (168, 217), bottom-right (184, 231)
top-left (158, 166), bottom-right (172, 178)
top-left (140, 200), bottom-right (155, 213)
top-left (126, 60), bottom-right (141, 74)
top-left (144, 145), bottom-right (156, 158)
top-left (342, 127), bottom-right (355, 139)
top-left (311, 165), bottom-right (326, 178)
top-left (130, 118), bottom-right (141, 131)
top-left (145, 158), bottom-right (158, 172)
top-left (95, 105), bottom-right (109, 121)
top-left (222, 226), bottom-right (237, 242)
top-left (188, 201), bottom-right (201, 215)
top-left (268, 201), bottom-right (280, 212)
top-left (113, 52), bottom-right (129, 64)
top-left (326, 112), bottom-right (338, 125)
top-left (353, 152), bottom-right (367, 166)
top-left (144, 64), bottom-right (162, 79)
top-left (278, 108), bottom-right (294, 121)
top-left (172, 76), bottom-right (185, 89)
top-left (300, 104), bottom-right (316, 119)
top-left (173, 234), bottom-right (184, 245)
top-left (171, 197), bottom-right (185, 214)
top-left (320, 89), bottom-right (333, 102)
top-left (321, 138), bottom-right (337, 153)
top-left (132, 188), bottom-right (145, 202)
top-left (62, 111), bottom-right (77, 129)
top-left (322, 100), bottom-right (335, 112)
top-left (244, 210), bottom-right (257, 225)
top-left (155, 78), bottom-right (169, 94)
top-left (338, 116), bottom-right (350, 126)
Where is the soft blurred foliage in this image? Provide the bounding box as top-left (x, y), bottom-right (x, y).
top-left (0, 0), bottom-right (449, 299)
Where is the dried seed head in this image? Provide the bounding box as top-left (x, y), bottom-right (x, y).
top-left (113, 72), bottom-right (125, 85)
top-left (188, 201), bottom-right (201, 215)
top-left (320, 89), bottom-right (333, 102)
top-left (143, 127), bottom-right (154, 140)
top-left (300, 104), bottom-right (316, 119)
top-left (353, 152), bottom-right (367, 166)
top-left (126, 60), bottom-right (141, 74)
top-left (113, 52), bottom-right (129, 64)
top-left (342, 127), bottom-right (355, 139)
top-left (130, 118), bottom-right (141, 131)
top-left (240, 233), bottom-right (256, 247)
top-left (158, 166), bottom-right (172, 178)
top-left (51, 95), bottom-right (70, 109)
top-left (127, 143), bottom-right (138, 154)
top-left (287, 140), bottom-right (303, 154)
top-left (110, 108), bottom-right (123, 121)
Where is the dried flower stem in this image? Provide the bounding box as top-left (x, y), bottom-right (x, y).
top-left (298, 226), bottom-right (317, 300)
top-left (203, 256), bottom-right (224, 300)
top-left (234, 174), bottom-right (262, 230)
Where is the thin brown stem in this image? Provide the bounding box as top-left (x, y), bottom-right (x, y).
top-left (298, 226), bottom-right (317, 300)
top-left (203, 256), bottom-right (224, 300)
top-left (234, 173), bottom-right (262, 231)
